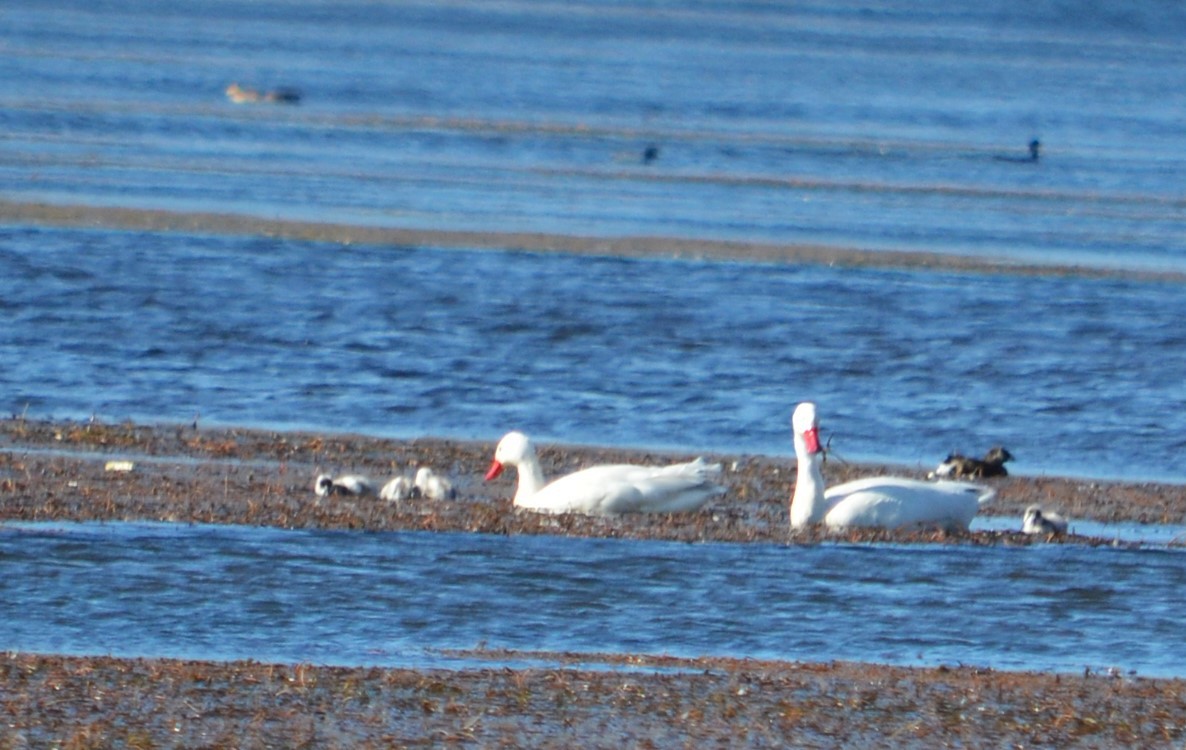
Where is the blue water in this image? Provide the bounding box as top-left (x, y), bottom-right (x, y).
top-left (3, 0), bottom-right (1186, 481)
top-left (2, 0), bottom-right (1186, 674)
top-left (3, 522), bottom-right (1184, 677)
top-left (3, 227), bottom-right (1186, 482)
top-left (3, 1), bottom-right (1186, 270)
top-left (3, 0), bottom-right (1186, 480)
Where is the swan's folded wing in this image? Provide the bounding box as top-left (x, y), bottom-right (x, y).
top-left (519, 465), bottom-right (637, 514)
top-left (525, 460), bottom-right (724, 515)
top-left (609, 459), bottom-right (725, 513)
top-left (824, 477), bottom-right (984, 531)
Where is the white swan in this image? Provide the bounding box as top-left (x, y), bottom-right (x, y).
top-left (485, 431), bottom-right (724, 515)
top-left (790, 402), bottom-right (994, 531)
top-left (1022, 505), bottom-right (1068, 536)
top-left (414, 467), bottom-right (456, 500)
top-left (314, 473), bottom-right (376, 497)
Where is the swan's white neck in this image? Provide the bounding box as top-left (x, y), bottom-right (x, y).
top-left (509, 452), bottom-right (549, 506)
top-left (790, 434), bottom-right (828, 528)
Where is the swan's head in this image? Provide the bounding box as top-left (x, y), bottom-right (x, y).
top-left (791, 402), bottom-right (821, 456)
top-left (485, 431), bottom-right (534, 481)
top-left (314, 473), bottom-right (334, 496)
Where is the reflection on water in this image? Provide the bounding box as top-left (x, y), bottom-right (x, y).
top-left (3, 521), bottom-right (1184, 677)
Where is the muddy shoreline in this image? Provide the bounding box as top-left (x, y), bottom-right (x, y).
top-left (4, 650), bottom-right (1184, 748)
top-left (3, 417), bottom-right (1186, 747)
top-left (7, 198), bottom-right (1186, 283)
top-left (1, 417), bottom-right (1183, 543)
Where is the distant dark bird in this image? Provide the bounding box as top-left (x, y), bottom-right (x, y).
top-left (226, 83), bottom-right (301, 105)
top-left (929, 446), bottom-right (1013, 479)
top-left (642, 145), bottom-right (660, 164)
top-left (982, 446), bottom-right (1013, 468)
top-left (995, 139), bottom-right (1040, 163)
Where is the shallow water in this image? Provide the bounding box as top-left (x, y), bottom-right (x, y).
top-left (975, 515), bottom-right (1186, 546)
top-left (3, 521), bottom-right (1184, 677)
top-left (3, 227), bottom-right (1186, 482)
top-left (4, 1), bottom-right (1186, 271)
top-left (4, 0), bottom-right (1185, 680)
top-left (4, 1), bottom-right (1186, 481)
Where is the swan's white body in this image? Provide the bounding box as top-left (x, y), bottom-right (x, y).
top-left (1022, 505), bottom-right (1067, 535)
top-left (485, 431), bottom-right (724, 515)
top-left (414, 467), bottom-right (456, 501)
top-left (789, 403), bottom-right (994, 531)
top-left (315, 473), bottom-right (376, 497)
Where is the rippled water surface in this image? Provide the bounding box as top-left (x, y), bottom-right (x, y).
top-left (3, 227), bottom-right (1186, 481)
top-left (3, 0), bottom-right (1186, 481)
top-left (5, 0), bottom-right (1186, 270)
top-left (3, 522), bottom-right (1185, 677)
top-left (3, 0), bottom-right (1186, 673)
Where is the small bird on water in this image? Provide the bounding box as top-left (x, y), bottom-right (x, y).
top-left (1022, 505), bottom-right (1068, 536)
top-left (225, 82), bottom-right (302, 105)
top-left (314, 473), bottom-right (375, 497)
top-left (994, 139), bottom-right (1040, 163)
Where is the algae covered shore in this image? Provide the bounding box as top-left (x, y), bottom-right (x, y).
top-left (2, 417), bottom-right (1185, 747)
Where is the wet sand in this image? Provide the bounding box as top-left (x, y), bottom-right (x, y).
top-left (2, 417), bottom-right (1186, 746)
top-left (4, 650), bottom-right (1184, 748)
top-left (6, 198), bottom-right (1186, 282)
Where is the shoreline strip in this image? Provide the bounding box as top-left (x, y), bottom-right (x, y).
top-left (4, 198), bottom-right (1184, 282)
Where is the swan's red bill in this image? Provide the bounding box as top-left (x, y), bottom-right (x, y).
top-left (484, 459), bottom-right (505, 481)
top-left (802, 426), bottom-right (821, 455)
